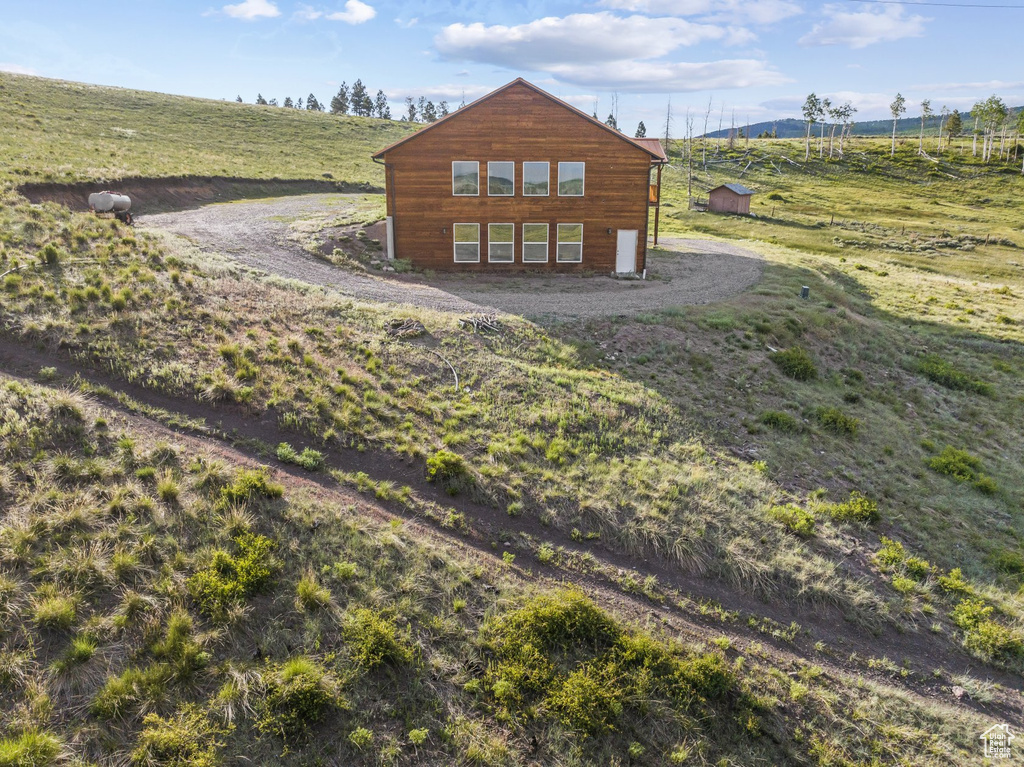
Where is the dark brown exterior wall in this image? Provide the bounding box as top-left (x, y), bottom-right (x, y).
top-left (380, 84), bottom-right (653, 272)
top-left (708, 189), bottom-right (751, 215)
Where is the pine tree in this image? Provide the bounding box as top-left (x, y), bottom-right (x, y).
top-left (268, 98), bottom-right (278, 107)
top-left (296, 97), bottom-right (303, 110)
top-left (605, 113), bottom-right (617, 130)
top-left (373, 90), bottom-right (389, 119)
top-left (635, 121), bottom-right (646, 138)
top-left (235, 95), bottom-right (243, 103)
top-left (438, 101), bottom-right (450, 117)
top-left (306, 94), bottom-right (320, 111)
top-left (350, 80), bottom-right (369, 116)
top-left (330, 82), bottom-right (349, 115)
top-left (283, 96), bottom-right (294, 108)
top-left (417, 96), bottom-right (427, 122)
top-left (946, 109), bottom-right (963, 140)
top-left (256, 93), bottom-right (268, 106)
top-left (422, 101), bottom-right (437, 123)
top-left (405, 96), bottom-right (417, 122)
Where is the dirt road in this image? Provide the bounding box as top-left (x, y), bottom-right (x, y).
top-left (141, 193), bottom-right (764, 318)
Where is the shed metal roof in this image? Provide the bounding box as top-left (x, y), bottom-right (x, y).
top-left (713, 183), bottom-right (756, 196)
top-left (371, 78), bottom-right (668, 164)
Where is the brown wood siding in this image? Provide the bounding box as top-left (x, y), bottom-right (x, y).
top-left (708, 188), bottom-right (751, 216)
top-left (379, 83), bottom-right (652, 272)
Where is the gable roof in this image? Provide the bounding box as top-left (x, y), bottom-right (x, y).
top-left (372, 78), bottom-right (668, 163)
top-left (713, 183), bottom-right (756, 196)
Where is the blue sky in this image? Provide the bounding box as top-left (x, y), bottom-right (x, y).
top-left (2, 0), bottom-right (1022, 134)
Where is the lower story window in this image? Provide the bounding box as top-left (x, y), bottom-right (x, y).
top-left (488, 223), bottom-right (514, 263)
top-left (453, 223), bottom-right (480, 263)
top-left (522, 223), bottom-right (548, 263)
top-left (556, 223), bottom-right (583, 263)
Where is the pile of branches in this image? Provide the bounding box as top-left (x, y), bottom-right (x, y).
top-left (384, 318), bottom-right (426, 338)
top-left (458, 314), bottom-right (502, 334)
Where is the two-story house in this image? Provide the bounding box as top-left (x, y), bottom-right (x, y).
top-left (371, 78), bottom-right (668, 273)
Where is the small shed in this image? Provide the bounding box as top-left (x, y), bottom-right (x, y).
top-left (708, 183), bottom-right (755, 215)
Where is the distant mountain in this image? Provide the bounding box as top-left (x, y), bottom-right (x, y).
top-left (703, 107), bottom-right (1022, 139)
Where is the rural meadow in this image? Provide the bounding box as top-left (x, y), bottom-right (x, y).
top-left (1, 1), bottom-right (1023, 765)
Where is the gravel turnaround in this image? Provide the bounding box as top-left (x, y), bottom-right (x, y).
top-left (141, 194), bottom-right (764, 319)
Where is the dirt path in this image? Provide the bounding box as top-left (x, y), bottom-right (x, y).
top-left (1, 335), bottom-right (1019, 721)
top-left (140, 194), bottom-right (764, 319)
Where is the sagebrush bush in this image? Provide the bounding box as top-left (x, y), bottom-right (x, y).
top-left (927, 446), bottom-right (996, 493)
top-left (131, 704), bottom-right (228, 767)
top-left (819, 491), bottom-right (879, 524)
top-left (425, 449), bottom-right (470, 495)
top-left (770, 347), bottom-right (817, 381)
top-left (916, 354), bottom-right (992, 396)
top-left (760, 410), bottom-right (800, 432)
top-left (767, 504), bottom-right (815, 536)
top-left (187, 532), bottom-right (277, 618)
top-left (816, 406), bottom-right (859, 436)
top-left (257, 657), bottom-right (345, 742)
top-left (344, 608), bottom-right (412, 670)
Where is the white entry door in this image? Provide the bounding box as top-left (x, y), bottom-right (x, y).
top-left (615, 229), bottom-right (638, 273)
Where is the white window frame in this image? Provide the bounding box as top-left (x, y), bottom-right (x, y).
top-left (487, 162), bottom-right (515, 197)
top-left (556, 223), bottom-right (583, 263)
top-left (488, 223), bottom-right (515, 263)
top-left (453, 223), bottom-right (480, 263)
top-left (452, 161), bottom-right (479, 196)
top-left (557, 162), bottom-right (585, 197)
top-left (522, 223), bottom-right (549, 263)
top-left (522, 162), bottom-right (550, 197)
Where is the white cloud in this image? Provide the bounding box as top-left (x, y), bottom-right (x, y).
top-left (0, 62), bottom-right (39, 75)
top-left (394, 16), bottom-right (418, 28)
top-left (600, 0), bottom-right (802, 25)
top-left (222, 0), bottom-right (280, 20)
top-left (296, 0), bottom-right (375, 23)
top-left (436, 13), bottom-right (726, 69)
top-left (799, 5), bottom-right (927, 49)
top-left (326, 0), bottom-right (375, 24)
top-left (912, 79), bottom-right (1024, 92)
top-left (547, 59), bottom-right (790, 93)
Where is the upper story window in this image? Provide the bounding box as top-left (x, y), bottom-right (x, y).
top-left (522, 162), bottom-right (550, 196)
top-left (558, 162), bottom-right (585, 196)
top-left (452, 161), bottom-right (479, 196)
top-left (488, 162), bottom-right (514, 196)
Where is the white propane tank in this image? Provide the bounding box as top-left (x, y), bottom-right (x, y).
top-left (88, 192), bottom-right (131, 212)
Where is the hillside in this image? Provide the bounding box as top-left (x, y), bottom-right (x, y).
top-left (1, 71), bottom-right (1023, 765)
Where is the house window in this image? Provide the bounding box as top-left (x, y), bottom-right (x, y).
top-left (488, 162), bottom-right (514, 196)
top-left (557, 162), bottom-right (585, 196)
top-left (522, 224), bottom-right (549, 263)
top-left (453, 223), bottom-right (480, 263)
top-left (452, 162), bottom-right (479, 196)
top-left (522, 162), bottom-right (549, 196)
top-left (557, 224), bottom-right (583, 263)
top-left (488, 223), bottom-right (514, 263)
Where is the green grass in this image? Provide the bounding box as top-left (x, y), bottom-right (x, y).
top-left (0, 71), bottom-right (414, 185)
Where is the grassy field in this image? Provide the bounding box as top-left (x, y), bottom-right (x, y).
top-left (1, 72), bottom-right (1023, 765)
top-left (0, 73), bottom-right (413, 185)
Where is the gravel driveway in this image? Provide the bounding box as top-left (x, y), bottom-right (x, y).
top-left (141, 193), bottom-right (764, 319)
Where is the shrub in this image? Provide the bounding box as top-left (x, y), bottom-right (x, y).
top-left (276, 443), bottom-right (326, 472)
top-left (545, 664), bottom-right (623, 735)
top-left (0, 730), bottom-right (62, 765)
top-left (760, 410), bottom-right (800, 432)
top-left (927, 447), bottom-right (994, 493)
top-left (950, 599), bottom-right (1023, 660)
top-left (816, 407), bottom-right (859, 436)
top-left (767, 504), bottom-right (815, 536)
top-left (937, 568), bottom-right (972, 595)
top-left (916, 354), bottom-right (992, 396)
top-left (425, 449), bottom-right (470, 496)
top-left (344, 608), bottom-right (412, 670)
top-left (348, 727), bottom-right (373, 750)
top-left (218, 467), bottom-right (284, 509)
top-left (770, 347), bottom-right (817, 381)
top-left (258, 657), bottom-right (345, 742)
top-left (131, 704), bottom-right (228, 767)
top-left (874, 537), bottom-right (906, 568)
top-left (819, 491), bottom-right (879, 524)
top-left (187, 532), bottom-right (277, 618)
top-left (988, 549), bottom-right (1024, 576)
